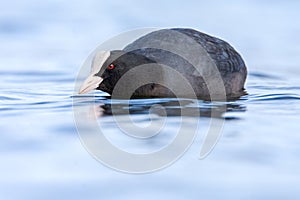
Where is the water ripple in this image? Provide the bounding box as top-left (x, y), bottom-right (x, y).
top-left (248, 93), bottom-right (300, 102)
top-left (249, 72), bottom-right (282, 80)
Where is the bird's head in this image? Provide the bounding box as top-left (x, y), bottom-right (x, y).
top-left (79, 50), bottom-right (155, 95)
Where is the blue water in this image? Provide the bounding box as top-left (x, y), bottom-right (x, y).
top-left (1, 0), bottom-right (300, 199)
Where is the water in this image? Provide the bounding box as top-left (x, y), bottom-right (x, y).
top-left (1, 0), bottom-right (300, 199)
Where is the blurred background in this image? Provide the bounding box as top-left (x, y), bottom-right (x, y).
top-left (1, 0), bottom-right (300, 199)
top-left (1, 0), bottom-right (300, 73)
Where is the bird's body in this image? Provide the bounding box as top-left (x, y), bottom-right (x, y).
top-left (79, 28), bottom-right (247, 100)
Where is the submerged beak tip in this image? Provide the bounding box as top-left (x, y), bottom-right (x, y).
top-left (78, 76), bottom-right (103, 95)
top-left (78, 89), bottom-right (85, 94)
top-left (78, 87), bottom-right (87, 94)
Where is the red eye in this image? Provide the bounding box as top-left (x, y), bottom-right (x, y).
top-left (107, 64), bottom-right (115, 70)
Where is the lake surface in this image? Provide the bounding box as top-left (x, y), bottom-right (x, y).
top-left (1, 0), bottom-right (300, 199)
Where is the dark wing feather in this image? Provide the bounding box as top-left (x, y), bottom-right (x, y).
top-left (171, 28), bottom-right (246, 76)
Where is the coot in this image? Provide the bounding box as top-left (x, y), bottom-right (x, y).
top-left (79, 28), bottom-right (247, 100)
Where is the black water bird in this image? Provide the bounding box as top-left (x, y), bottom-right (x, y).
top-left (79, 28), bottom-right (247, 100)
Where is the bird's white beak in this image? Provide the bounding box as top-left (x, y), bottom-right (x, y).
top-left (78, 51), bottom-right (110, 94)
top-left (79, 75), bottom-right (103, 94)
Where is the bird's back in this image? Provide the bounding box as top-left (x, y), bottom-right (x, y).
top-left (171, 28), bottom-right (246, 76)
top-left (123, 28), bottom-right (247, 99)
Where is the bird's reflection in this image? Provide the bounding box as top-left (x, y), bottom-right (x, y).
top-left (94, 97), bottom-right (246, 119)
